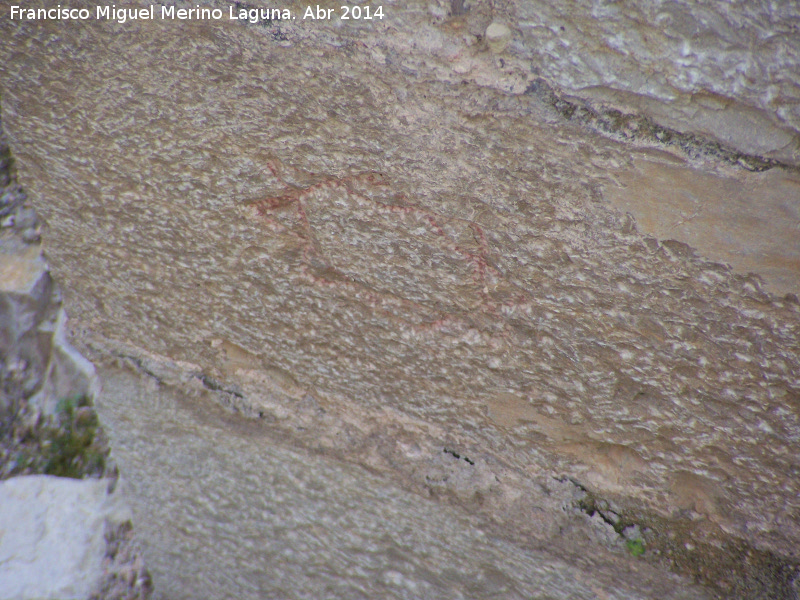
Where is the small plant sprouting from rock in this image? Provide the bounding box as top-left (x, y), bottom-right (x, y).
top-left (626, 538), bottom-right (645, 557)
top-left (1, 394), bottom-right (110, 480)
top-left (570, 479), bottom-right (647, 557)
top-left (42, 395), bottom-right (107, 478)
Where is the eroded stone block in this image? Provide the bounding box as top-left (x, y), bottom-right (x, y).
top-left (0, 475), bottom-right (130, 600)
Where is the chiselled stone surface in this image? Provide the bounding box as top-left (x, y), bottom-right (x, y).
top-left (2, 2), bottom-right (800, 598)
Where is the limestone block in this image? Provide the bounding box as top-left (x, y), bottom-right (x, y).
top-left (0, 245), bottom-right (56, 409)
top-left (0, 245), bottom-right (48, 297)
top-left (0, 243), bottom-right (95, 414)
top-left (0, 475), bottom-right (130, 600)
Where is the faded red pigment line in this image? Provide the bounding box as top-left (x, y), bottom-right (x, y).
top-left (242, 161), bottom-right (532, 340)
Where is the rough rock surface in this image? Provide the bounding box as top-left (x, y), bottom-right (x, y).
top-left (509, 0), bottom-right (800, 165)
top-left (2, 1), bottom-right (800, 598)
top-left (0, 188), bottom-right (95, 416)
top-left (0, 105), bottom-right (152, 600)
top-left (97, 362), bottom-right (710, 600)
top-left (605, 156), bottom-right (800, 295)
top-left (0, 475), bottom-right (130, 600)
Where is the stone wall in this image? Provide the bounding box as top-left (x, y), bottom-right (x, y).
top-left (2, 1), bottom-right (799, 598)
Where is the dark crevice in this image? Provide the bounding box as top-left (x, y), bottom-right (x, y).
top-left (525, 78), bottom-right (793, 173)
top-left (556, 476), bottom-right (800, 599)
top-left (198, 374), bottom-right (244, 399)
top-left (443, 447), bottom-right (474, 465)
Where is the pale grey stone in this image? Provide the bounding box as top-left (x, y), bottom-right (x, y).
top-left (0, 244), bottom-right (95, 415)
top-left (95, 363), bottom-right (710, 600)
top-left (485, 22), bottom-right (511, 53)
top-left (0, 475), bottom-right (131, 600)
